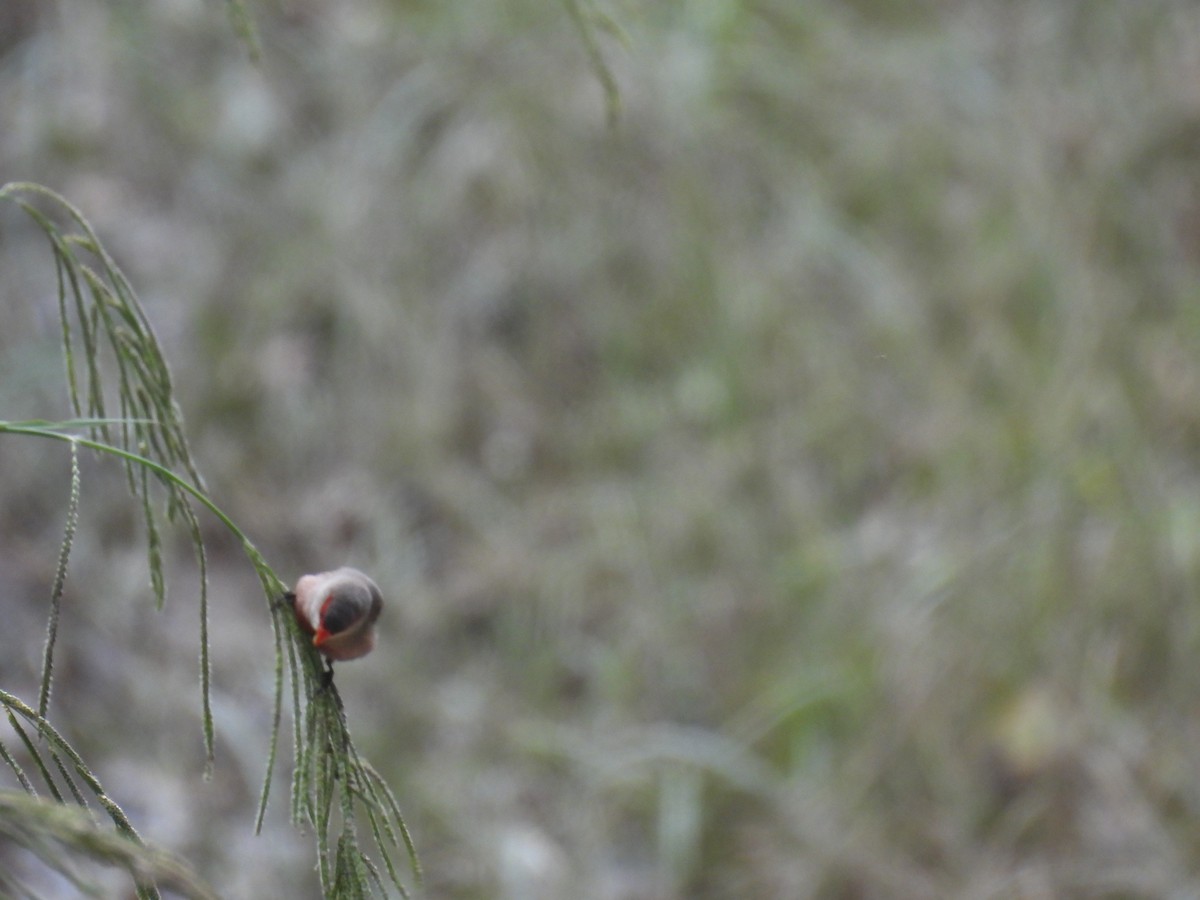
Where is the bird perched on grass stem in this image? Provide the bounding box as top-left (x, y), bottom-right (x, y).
top-left (286, 567), bottom-right (383, 663)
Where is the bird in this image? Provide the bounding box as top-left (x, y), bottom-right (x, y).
top-left (286, 567), bottom-right (383, 662)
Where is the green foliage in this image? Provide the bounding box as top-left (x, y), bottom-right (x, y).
top-left (0, 696), bottom-right (217, 900)
top-left (222, 0), bottom-right (262, 62)
top-left (562, 0), bottom-right (625, 126)
top-left (0, 184), bottom-right (419, 897)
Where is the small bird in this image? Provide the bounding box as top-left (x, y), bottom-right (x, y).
top-left (287, 567), bottom-right (383, 662)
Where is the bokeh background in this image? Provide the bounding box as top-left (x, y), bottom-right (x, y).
top-left (3, 0), bottom-right (1200, 896)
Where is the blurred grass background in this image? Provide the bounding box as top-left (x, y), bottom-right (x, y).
top-left (3, 0), bottom-right (1200, 896)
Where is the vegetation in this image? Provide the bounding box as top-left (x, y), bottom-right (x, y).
top-left (2, 0), bottom-right (1200, 896)
top-left (0, 182), bottom-right (419, 896)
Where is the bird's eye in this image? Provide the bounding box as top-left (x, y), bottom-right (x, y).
top-left (322, 596), bottom-right (358, 634)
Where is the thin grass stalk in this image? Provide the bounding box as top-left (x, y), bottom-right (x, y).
top-left (53, 243), bottom-right (83, 420)
top-left (48, 746), bottom-right (92, 811)
top-left (256, 593), bottom-right (290, 833)
top-left (178, 500), bottom-right (215, 775)
top-left (39, 437), bottom-right (80, 718)
top-left (357, 756), bottom-right (421, 893)
top-left (7, 713), bottom-right (63, 803)
top-left (138, 455), bottom-right (167, 609)
top-left (0, 739), bottom-right (35, 794)
top-left (563, 0), bottom-right (622, 126)
top-left (222, 0), bottom-right (261, 61)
